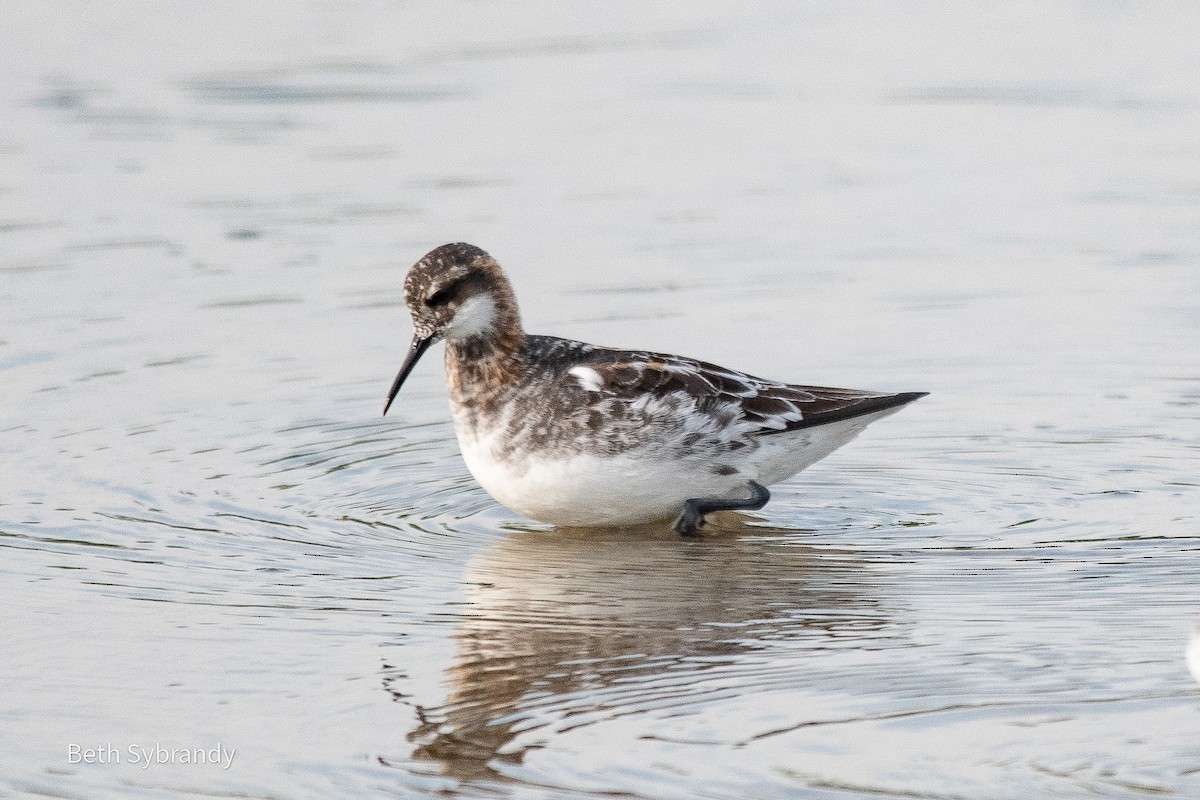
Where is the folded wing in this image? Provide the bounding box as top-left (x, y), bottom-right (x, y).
top-left (574, 348), bottom-right (926, 436)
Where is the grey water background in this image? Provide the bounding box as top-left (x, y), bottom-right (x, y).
top-left (2, 2), bottom-right (1199, 798)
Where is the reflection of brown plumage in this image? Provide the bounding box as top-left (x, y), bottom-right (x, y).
top-left (382, 518), bottom-right (894, 781)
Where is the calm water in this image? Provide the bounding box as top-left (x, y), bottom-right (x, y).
top-left (3, 3), bottom-right (1199, 798)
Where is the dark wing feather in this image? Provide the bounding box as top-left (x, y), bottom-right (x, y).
top-left (751, 387), bottom-right (928, 435)
top-left (575, 345), bottom-right (926, 435)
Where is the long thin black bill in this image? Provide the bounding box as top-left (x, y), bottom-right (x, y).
top-left (383, 335), bottom-right (433, 416)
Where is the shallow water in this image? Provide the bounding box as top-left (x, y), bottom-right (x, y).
top-left (3, 2), bottom-right (1200, 798)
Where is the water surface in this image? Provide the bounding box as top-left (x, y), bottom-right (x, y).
top-left (2, 3), bottom-right (1199, 798)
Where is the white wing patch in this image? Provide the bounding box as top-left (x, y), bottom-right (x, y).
top-left (568, 366), bottom-right (604, 392)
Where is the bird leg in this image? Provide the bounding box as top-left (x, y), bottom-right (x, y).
top-left (672, 480), bottom-right (770, 536)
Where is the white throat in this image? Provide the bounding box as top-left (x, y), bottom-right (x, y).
top-left (444, 293), bottom-right (498, 341)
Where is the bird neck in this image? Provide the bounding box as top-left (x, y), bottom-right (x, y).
top-left (444, 287), bottom-right (525, 406)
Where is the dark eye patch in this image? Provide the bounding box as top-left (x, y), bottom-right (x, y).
top-left (426, 278), bottom-right (464, 307)
top-left (425, 270), bottom-right (488, 307)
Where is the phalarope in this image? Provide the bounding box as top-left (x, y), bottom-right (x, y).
top-left (383, 243), bottom-right (926, 535)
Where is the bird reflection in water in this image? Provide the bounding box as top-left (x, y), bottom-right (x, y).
top-left (380, 515), bottom-right (897, 781)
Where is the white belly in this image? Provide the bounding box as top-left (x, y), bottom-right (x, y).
top-left (453, 404), bottom-right (906, 528)
top-left (458, 435), bottom-right (740, 526)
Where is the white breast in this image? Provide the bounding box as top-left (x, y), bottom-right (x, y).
top-left (455, 428), bottom-right (740, 527)
top-left (450, 399), bottom-right (908, 528)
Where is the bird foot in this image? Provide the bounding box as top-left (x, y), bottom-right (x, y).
top-left (672, 481), bottom-right (770, 537)
top-left (672, 502), bottom-right (705, 536)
